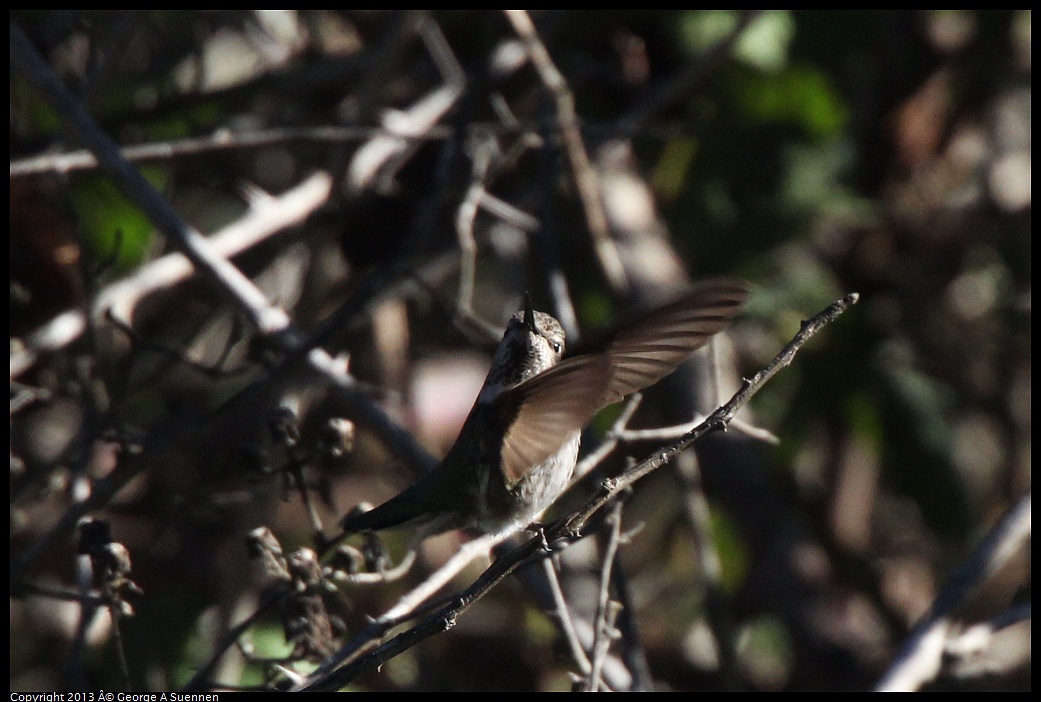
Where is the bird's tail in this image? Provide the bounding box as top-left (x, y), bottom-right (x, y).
top-left (339, 478), bottom-right (437, 534)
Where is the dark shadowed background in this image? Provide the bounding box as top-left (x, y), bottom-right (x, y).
top-left (10, 10), bottom-right (1030, 692)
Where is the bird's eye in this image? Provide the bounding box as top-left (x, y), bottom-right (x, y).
top-left (552, 342), bottom-right (562, 353)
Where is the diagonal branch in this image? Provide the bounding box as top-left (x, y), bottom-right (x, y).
top-left (11, 173), bottom-right (333, 378)
top-left (10, 22), bottom-right (437, 579)
top-left (504, 10), bottom-right (630, 294)
top-left (296, 292), bottom-right (860, 691)
top-left (12, 24), bottom-right (291, 337)
top-left (876, 491), bottom-right (1032, 691)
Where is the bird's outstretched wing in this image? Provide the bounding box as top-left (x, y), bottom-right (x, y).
top-left (495, 280), bottom-right (750, 486)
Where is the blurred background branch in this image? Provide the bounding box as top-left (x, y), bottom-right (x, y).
top-left (10, 10), bottom-right (1029, 692)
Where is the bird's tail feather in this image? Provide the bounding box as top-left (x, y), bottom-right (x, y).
top-left (340, 479), bottom-right (437, 533)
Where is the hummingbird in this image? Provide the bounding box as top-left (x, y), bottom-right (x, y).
top-left (339, 280), bottom-right (749, 541)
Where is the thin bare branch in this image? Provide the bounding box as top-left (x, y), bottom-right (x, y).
top-left (876, 491), bottom-right (1032, 691)
top-left (574, 293), bottom-right (860, 518)
top-left (12, 24), bottom-right (291, 336)
top-left (10, 126), bottom-right (455, 179)
top-left (585, 501), bottom-right (625, 691)
top-left (11, 172), bottom-right (333, 378)
top-left (9, 25), bottom-right (437, 580)
top-left (346, 15), bottom-right (464, 192)
top-left (504, 10), bottom-right (630, 294)
top-left (297, 293), bottom-right (858, 691)
top-left (542, 556), bottom-right (592, 675)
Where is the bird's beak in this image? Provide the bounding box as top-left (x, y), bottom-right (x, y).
top-left (523, 292), bottom-right (537, 332)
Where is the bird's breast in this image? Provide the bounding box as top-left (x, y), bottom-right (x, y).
top-left (476, 431), bottom-right (581, 535)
